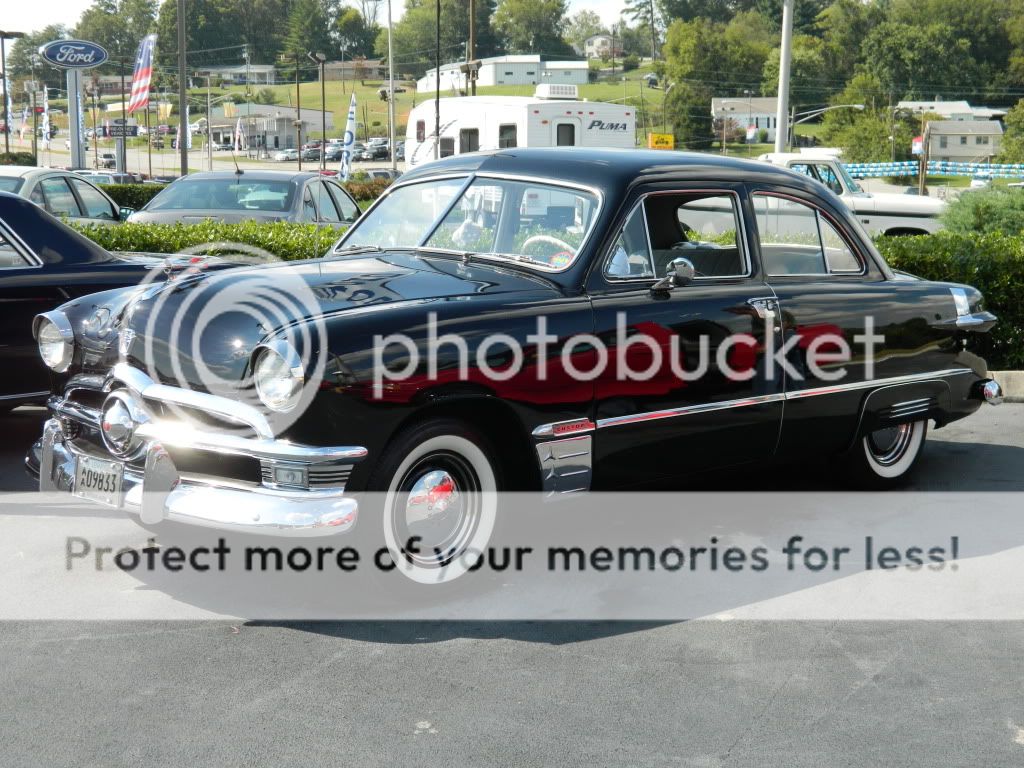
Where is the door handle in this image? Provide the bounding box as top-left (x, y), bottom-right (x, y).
top-left (747, 297), bottom-right (780, 331)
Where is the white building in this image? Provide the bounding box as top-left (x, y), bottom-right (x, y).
top-left (896, 100), bottom-right (1007, 121)
top-left (199, 64), bottom-right (277, 86)
top-left (711, 97), bottom-right (781, 142)
top-left (583, 34), bottom-right (619, 59)
top-left (209, 103), bottom-right (334, 150)
top-left (417, 55), bottom-right (589, 93)
top-left (928, 120), bottom-right (1004, 162)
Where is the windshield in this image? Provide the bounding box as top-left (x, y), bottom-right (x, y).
top-left (145, 178), bottom-right (297, 212)
top-left (340, 176), bottom-right (600, 270)
top-left (835, 162), bottom-right (864, 194)
top-left (0, 178), bottom-right (24, 194)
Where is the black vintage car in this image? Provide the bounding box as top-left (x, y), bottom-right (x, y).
top-left (27, 149), bottom-right (1002, 584)
top-left (0, 192), bottom-right (172, 410)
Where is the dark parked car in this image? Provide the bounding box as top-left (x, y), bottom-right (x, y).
top-left (127, 170), bottom-right (360, 226)
top-left (27, 149), bottom-right (1001, 585)
top-left (0, 193), bottom-right (203, 409)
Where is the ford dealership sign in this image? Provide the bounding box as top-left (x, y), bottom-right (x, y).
top-left (39, 40), bottom-right (109, 69)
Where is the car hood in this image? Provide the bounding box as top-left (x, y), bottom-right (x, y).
top-left (116, 250), bottom-right (561, 388)
top-left (128, 210), bottom-right (292, 224)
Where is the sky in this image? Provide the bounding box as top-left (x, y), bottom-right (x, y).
top-left (2, 0), bottom-right (625, 42)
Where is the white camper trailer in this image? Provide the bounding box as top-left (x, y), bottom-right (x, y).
top-left (405, 85), bottom-right (637, 167)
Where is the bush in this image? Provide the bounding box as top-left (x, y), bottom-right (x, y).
top-left (343, 177), bottom-right (391, 201)
top-left (72, 220), bottom-right (342, 262)
top-left (876, 231), bottom-right (1024, 369)
top-left (622, 55), bottom-right (640, 72)
top-left (757, 128), bottom-right (768, 144)
top-left (98, 184), bottom-right (166, 209)
top-left (941, 187), bottom-right (1024, 236)
top-left (0, 152), bottom-right (36, 166)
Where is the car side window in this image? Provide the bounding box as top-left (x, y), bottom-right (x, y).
top-left (301, 185), bottom-right (317, 222)
top-left (327, 182), bottom-right (360, 222)
top-left (605, 204), bottom-right (653, 279)
top-left (29, 185), bottom-right (45, 207)
top-left (753, 194), bottom-right (862, 276)
top-left (38, 177), bottom-right (82, 218)
top-left (646, 193), bottom-right (747, 279)
top-left (0, 229), bottom-right (30, 268)
top-left (69, 178), bottom-right (116, 220)
top-left (812, 164), bottom-right (844, 195)
top-left (312, 182), bottom-right (342, 223)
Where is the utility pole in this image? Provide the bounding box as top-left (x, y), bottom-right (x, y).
top-left (434, 0), bottom-right (440, 160)
top-left (648, 0), bottom-right (657, 61)
top-left (773, 0), bottom-right (794, 154)
top-left (118, 57), bottom-right (128, 173)
top-left (30, 53), bottom-right (38, 162)
top-left (0, 31), bottom-right (27, 155)
top-left (176, 0), bottom-right (188, 175)
top-left (295, 53), bottom-right (302, 170)
top-left (307, 52), bottom-right (326, 171)
top-left (387, 0), bottom-right (397, 170)
top-left (468, 0), bottom-right (476, 95)
top-left (205, 75), bottom-right (213, 171)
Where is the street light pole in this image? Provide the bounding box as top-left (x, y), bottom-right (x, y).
top-left (176, 0), bottom-right (188, 175)
top-left (0, 31), bottom-right (27, 156)
top-left (307, 52), bottom-right (327, 172)
top-left (773, 0), bottom-right (794, 154)
top-left (388, 0), bottom-right (396, 170)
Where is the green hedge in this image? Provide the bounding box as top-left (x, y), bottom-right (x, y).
top-left (73, 220), bottom-right (341, 261)
top-left (876, 231), bottom-right (1024, 369)
top-left (940, 187), bottom-right (1024, 236)
top-left (99, 184), bottom-right (166, 209)
top-left (0, 152), bottom-right (36, 166)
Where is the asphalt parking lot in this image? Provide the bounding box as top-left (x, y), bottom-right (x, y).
top-left (2, 404), bottom-right (1024, 766)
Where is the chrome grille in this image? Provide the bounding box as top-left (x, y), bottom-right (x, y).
top-left (260, 462), bottom-right (353, 489)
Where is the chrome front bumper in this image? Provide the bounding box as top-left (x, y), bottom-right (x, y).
top-left (34, 364), bottom-right (366, 536)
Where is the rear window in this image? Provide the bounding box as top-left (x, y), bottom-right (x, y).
top-left (146, 179), bottom-right (297, 212)
top-left (0, 177), bottom-right (24, 194)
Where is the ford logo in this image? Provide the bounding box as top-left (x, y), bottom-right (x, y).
top-left (38, 39), bottom-right (109, 69)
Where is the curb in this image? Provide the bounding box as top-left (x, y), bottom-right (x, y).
top-left (990, 371), bottom-right (1024, 403)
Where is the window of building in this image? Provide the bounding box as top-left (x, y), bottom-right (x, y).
top-left (459, 128), bottom-right (480, 154)
top-left (505, 71), bottom-right (513, 76)
top-left (960, 136), bottom-right (968, 145)
top-left (556, 123), bottom-right (576, 146)
top-left (498, 124), bottom-right (517, 148)
top-left (939, 136), bottom-right (948, 149)
top-left (439, 137), bottom-right (455, 158)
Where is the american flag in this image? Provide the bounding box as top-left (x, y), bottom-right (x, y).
top-left (126, 34), bottom-right (157, 114)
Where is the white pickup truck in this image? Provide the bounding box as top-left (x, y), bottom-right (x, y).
top-left (758, 152), bottom-right (945, 236)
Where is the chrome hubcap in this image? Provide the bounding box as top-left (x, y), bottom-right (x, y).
top-left (867, 422), bottom-right (914, 466)
top-left (393, 453), bottom-right (481, 569)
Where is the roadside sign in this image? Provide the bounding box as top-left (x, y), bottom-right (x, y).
top-left (648, 133), bottom-right (674, 150)
top-left (912, 136), bottom-right (924, 155)
top-left (38, 40), bottom-right (109, 70)
top-left (107, 125), bottom-right (139, 137)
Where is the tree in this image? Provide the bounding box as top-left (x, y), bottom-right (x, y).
top-left (74, 0), bottom-right (158, 66)
top-left (657, 0), bottom-right (735, 24)
top-left (623, 0), bottom-right (660, 58)
top-left (492, 0), bottom-right (572, 55)
top-left (234, 0), bottom-right (294, 64)
top-left (337, 7), bottom-right (378, 57)
top-left (816, 0), bottom-right (884, 87)
top-left (563, 10), bottom-right (605, 55)
top-left (761, 34), bottom-right (828, 108)
top-left (860, 22), bottom-right (979, 99)
top-left (662, 14), bottom-right (770, 97)
top-left (665, 80), bottom-right (714, 149)
top-left (285, 0), bottom-right (339, 60)
top-left (154, 0), bottom-right (238, 71)
top-left (998, 99), bottom-right (1024, 163)
top-left (7, 25), bottom-right (69, 90)
top-left (379, 0), bottom-right (500, 77)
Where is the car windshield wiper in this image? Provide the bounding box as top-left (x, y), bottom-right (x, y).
top-left (477, 252), bottom-right (552, 268)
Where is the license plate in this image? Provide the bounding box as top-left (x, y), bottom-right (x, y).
top-left (73, 455), bottom-right (124, 508)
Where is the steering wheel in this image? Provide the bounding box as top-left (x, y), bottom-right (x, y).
top-left (521, 234), bottom-right (576, 258)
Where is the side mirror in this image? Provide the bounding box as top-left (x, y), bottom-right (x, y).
top-left (118, 207), bottom-right (135, 222)
top-left (652, 257), bottom-right (696, 291)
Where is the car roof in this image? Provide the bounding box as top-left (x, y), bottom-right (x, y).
top-left (172, 170), bottom-right (327, 183)
top-left (398, 147), bottom-right (821, 194)
top-left (0, 166), bottom-right (54, 179)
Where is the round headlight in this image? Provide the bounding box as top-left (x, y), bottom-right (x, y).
top-left (253, 343), bottom-right (304, 413)
top-left (35, 312), bottom-right (74, 373)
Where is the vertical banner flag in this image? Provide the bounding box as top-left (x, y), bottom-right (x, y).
top-left (4, 75), bottom-right (12, 137)
top-left (340, 93), bottom-right (357, 180)
top-left (41, 88), bottom-right (50, 147)
top-left (185, 104), bottom-right (192, 150)
top-left (127, 34), bottom-right (157, 115)
top-left (233, 117), bottom-right (245, 152)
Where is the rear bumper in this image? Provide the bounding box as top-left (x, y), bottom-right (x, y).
top-left (31, 366), bottom-right (366, 537)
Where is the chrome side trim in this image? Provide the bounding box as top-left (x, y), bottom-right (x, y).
top-left (110, 362), bottom-right (274, 439)
top-left (0, 390), bottom-right (49, 402)
top-left (597, 393), bottom-right (785, 429)
top-left (532, 417), bottom-right (596, 439)
top-left (595, 369), bottom-right (975, 429)
top-left (536, 435), bottom-right (592, 497)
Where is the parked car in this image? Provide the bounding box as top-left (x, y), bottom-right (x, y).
top-left (759, 152), bottom-right (945, 236)
top-left (301, 147), bottom-right (322, 161)
top-left (27, 149), bottom-right (1002, 585)
top-left (365, 168), bottom-right (402, 182)
top-left (324, 145), bottom-right (344, 162)
top-left (99, 152), bottom-right (116, 169)
top-left (0, 192), bottom-right (212, 408)
top-left (127, 170), bottom-right (359, 226)
top-left (0, 166), bottom-right (123, 225)
top-left (75, 171), bottom-right (137, 185)
top-left (274, 148), bottom-right (299, 162)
